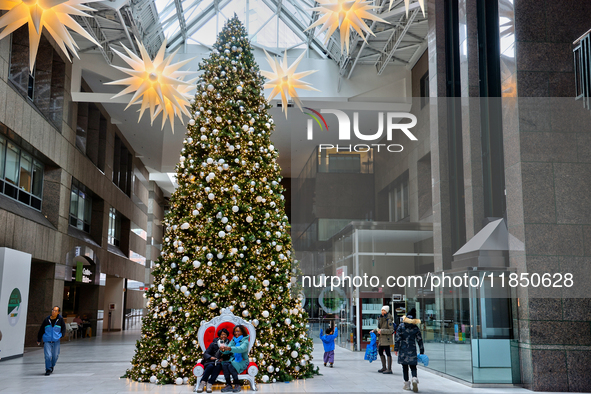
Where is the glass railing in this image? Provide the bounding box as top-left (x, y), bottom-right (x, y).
top-left (574, 28), bottom-right (591, 110)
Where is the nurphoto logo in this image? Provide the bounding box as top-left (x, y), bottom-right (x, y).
top-left (305, 108), bottom-right (418, 153)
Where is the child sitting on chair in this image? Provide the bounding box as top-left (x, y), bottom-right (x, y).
top-left (320, 325), bottom-right (338, 367)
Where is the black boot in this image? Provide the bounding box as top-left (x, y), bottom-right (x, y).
top-left (378, 355), bottom-right (387, 373)
top-left (383, 356), bottom-right (393, 374)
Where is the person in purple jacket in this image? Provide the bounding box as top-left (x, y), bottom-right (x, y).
top-left (320, 325), bottom-right (338, 367)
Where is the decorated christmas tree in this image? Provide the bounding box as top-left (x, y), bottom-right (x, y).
top-left (125, 16), bottom-right (316, 385)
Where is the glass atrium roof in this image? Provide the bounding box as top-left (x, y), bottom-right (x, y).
top-left (154, 0), bottom-right (312, 49)
top-left (75, 0), bottom-right (429, 79)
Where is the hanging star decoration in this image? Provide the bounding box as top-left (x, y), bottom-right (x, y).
top-left (260, 50), bottom-right (318, 117)
top-left (305, 0), bottom-right (388, 55)
top-left (0, 0), bottom-right (100, 71)
top-left (107, 39), bottom-right (196, 133)
top-left (392, 0), bottom-right (426, 17)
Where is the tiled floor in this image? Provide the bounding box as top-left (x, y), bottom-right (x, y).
top-left (0, 325), bottom-right (555, 393)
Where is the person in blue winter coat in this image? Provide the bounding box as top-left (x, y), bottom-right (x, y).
top-left (37, 306), bottom-right (66, 376)
top-left (320, 326), bottom-right (338, 367)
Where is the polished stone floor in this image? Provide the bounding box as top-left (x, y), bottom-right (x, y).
top-left (0, 323), bottom-right (555, 393)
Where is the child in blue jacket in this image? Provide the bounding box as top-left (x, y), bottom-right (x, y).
top-left (320, 326), bottom-right (338, 367)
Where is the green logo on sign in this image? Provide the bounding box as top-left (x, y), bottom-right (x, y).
top-left (8, 288), bottom-right (21, 326)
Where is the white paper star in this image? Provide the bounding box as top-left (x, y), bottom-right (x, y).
top-left (305, 0), bottom-right (388, 55)
top-left (392, 0), bottom-right (426, 17)
top-left (260, 50), bottom-right (318, 117)
top-left (0, 0), bottom-right (101, 71)
top-left (107, 39), bottom-right (196, 133)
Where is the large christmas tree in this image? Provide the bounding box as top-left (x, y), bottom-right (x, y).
top-left (125, 16), bottom-right (316, 385)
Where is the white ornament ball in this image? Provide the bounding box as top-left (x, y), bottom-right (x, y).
top-left (263, 280), bottom-right (270, 286)
top-left (150, 364), bottom-right (157, 370)
top-left (237, 86), bottom-right (243, 93)
top-left (285, 318), bottom-right (291, 325)
top-left (232, 206), bottom-right (239, 212)
top-left (262, 310), bottom-right (269, 318)
top-left (180, 285), bottom-right (187, 293)
top-left (208, 193), bottom-right (215, 200)
top-left (218, 231), bottom-right (226, 238)
top-left (291, 351), bottom-right (298, 358)
top-left (175, 377), bottom-right (183, 385)
top-left (193, 261), bottom-right (201, 268)
top-left (267, 366), bottom-right (274, 373)
top-left (161, 360), bottom-right (169, 368)
top-left (262, 375), bottom-right (269, 383)
top-left (246, 216), bottom-right (253, 223)
top-left (242, 310), bottom-right (249, 317)
top-left (150, 376), bottom-right (157, 383)
top-left (252, 319), bottom-right (259, 327)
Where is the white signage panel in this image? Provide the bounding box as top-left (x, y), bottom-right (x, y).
top-left (0, 248), bottom-right (32, 359)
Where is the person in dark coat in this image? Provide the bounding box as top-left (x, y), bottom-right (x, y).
top-left (394, 308), bottom-right (424, 392)
top-left (197, 328), bottom-right (230, 393)
top-left (377, 305), bottom-right (396, 374)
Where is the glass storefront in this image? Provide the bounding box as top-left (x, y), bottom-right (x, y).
top-left (407, 270), bottom-right (520, 384)
top-left (301, 221), bottom-right (434, 351)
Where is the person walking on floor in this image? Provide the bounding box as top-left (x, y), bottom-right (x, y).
top-left (394, 308), bottom-right (425, 392)
top-left (377, 305), bottom-right (396, 374)
top-left (37, 306), bottom-right (66, 376)
top-left (320, 325), bottom-right (338, 367)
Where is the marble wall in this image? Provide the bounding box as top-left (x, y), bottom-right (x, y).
top-left (423, 0), bottom-right (591, 390)
top-left (0, 30), bottom-right (162, 345)
top-left (509, 0), bottom-right (591, 391)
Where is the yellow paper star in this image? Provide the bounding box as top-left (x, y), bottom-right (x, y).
top-left (107, 39), bottom-right (196, 133)
top-left (305, 0), bottom-right (388, 55)
top-left (392, 0), bottom-right (426, 17)
top-left (0, 0), bottom-right (100, 71)
top-left (260, 50), bottom-right (318, 117)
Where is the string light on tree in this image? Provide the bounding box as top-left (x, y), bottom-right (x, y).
top-left (124, 15), bottom-right (317, 385)
top-left (0, 0), bottom-right (100, 71)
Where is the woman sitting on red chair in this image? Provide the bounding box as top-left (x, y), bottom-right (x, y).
top-left (219, 325), bottom-right (250, 393)
top-left (197, 328), bottom-right (230, 393)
